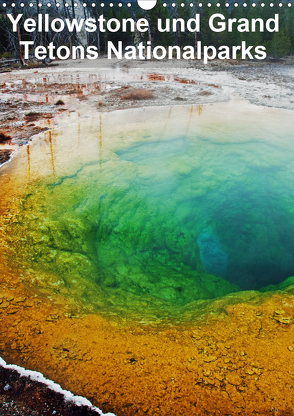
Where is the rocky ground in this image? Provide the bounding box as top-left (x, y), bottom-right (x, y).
top-left (0, 364), bottom-right (102, 416)
top-left (1, 56), bottom-right (294, 169)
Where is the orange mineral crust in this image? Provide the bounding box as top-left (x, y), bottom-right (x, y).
top-left (1, 262), bottom-right (294, 416)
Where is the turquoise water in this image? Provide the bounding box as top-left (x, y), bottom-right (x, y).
top-left (115, 123), bottom-right (294, 290)
top-left (4, 103), bottom-right (294, 312)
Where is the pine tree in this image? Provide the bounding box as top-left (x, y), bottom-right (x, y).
top-left (268, 30), bottom-right (291, 59)
top-left (146, 1), bottom-right (171, 47)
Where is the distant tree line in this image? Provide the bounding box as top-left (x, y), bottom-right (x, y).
top-left (0, 0), bottom-right (293, 63)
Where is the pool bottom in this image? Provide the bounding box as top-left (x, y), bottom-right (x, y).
top-left (1, 261), bottom-right (294, 416)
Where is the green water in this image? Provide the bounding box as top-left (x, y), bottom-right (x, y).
top-left (5, 103), bottom-right (294, 313)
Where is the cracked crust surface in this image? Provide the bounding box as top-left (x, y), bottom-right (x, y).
top-left (1, 261), bottom-right (294, 415)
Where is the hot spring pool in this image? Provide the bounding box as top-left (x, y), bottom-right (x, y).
top-left (1, 101), bottom-right (294, 317)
